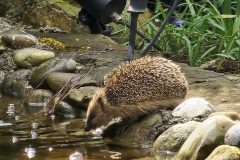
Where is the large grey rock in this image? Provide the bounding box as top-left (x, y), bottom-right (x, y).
top-left (205, 145), bottom-right (240, 160)
top-left (13, 48), bottom-right (55, 68)
top-left (153, 121), bottom-right (201, 153)
top-left (46, 72), bottom-right (96, 92)
top-left (68, 86), bottom-right (100, 110)
top-left (22, 1), bottom-right (82, 32)
top-left (30, 58), bottom-right (77, 87)
top-left (106, 113), bottom-right (163, 148)
top-left (2, 69), bottom-right (32, 97)
top-left (172, 97), bottom-right (216, 118)
top-left (1, 30), bottom-right (36, 49)
top-left (176, 115), bottom-right (236, 160)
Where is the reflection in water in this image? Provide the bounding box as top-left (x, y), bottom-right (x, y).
top-left (69, 151), bottom-right (83, 160)
top-left (25, 146), bottom-right (36, 159)
top-left (0, 95), bottom-right (156, 159)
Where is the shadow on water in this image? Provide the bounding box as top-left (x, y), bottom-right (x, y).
top-left (0, 95), bottom-right (161, 160)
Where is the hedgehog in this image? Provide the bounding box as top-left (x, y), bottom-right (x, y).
top-left (85, 56), bottom-right (188, 134)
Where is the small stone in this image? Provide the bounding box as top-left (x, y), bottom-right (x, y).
top-left (68, 87), bottom-right (100, 110)
top-left (13, 48), bottom-right (55, 68)
top-left (46, 72), bottom-right (96, 92)
top-left (54, 101), bottom-right (79, 119)
top-left (30, 58), bottom-right (77, 87)
top-left (1, 30), bottom-right (37, 49)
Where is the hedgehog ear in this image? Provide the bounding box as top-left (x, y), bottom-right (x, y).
top-left (97, 97), bottom-right (104, 114)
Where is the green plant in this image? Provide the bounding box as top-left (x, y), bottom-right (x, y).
top-left (114, 0), bottom-right (240, 72)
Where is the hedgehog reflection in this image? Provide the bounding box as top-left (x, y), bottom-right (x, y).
top-left (85, 56), bottom-right (188, 136)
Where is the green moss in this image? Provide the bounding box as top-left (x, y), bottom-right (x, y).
top-left (36, 0), bottom-right (80, 17)
top-left (38, 37), bottom-right (67, 49)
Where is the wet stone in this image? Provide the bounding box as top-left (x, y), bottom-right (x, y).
top-left (30, 58), bottom-right (77, 87)
top-left (68, 86), bottom-right (100, 110)
top-left (2, 69), bottom-right (32, 97)
top-left (46, 72), bottom-right (97, 92)
top-left (13, 48), bottom-right (55, 68)
top-left (1, 30), bottom-right (37, 49)
top-left (24, 89), bottom-right (53, 111)
top-left (55, 101), bottom-right (81, 119)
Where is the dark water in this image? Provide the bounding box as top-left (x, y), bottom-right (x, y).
top-left (0, 95), bottom-right (156, 160)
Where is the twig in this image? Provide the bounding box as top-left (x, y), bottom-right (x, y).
top-left (45, 46), bottom-right (108, 116)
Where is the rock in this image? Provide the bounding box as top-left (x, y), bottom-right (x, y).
top-left (25, 89), bottom-right (53, 107)
top-left (65, 119), bottom-right (91, 137)
top-left (22, 1), bottom-right (81, 32)
top-left (105, 113), bottom-right (163, 148)
top-left (46, 72), bottom-right (96, 92)
top-left (55, 101), bottom-right (81, 119)
top-left (205, 145), bottom-right (240, 160)
top-left (30, 58), bottom-right (77, 87)
top-left (1, 30), bottom-right (37, 49)
top-left (172, 97), bottom-right (216, 118)
top-left (0, 17), bottom-right (13, 31)
top-left (13, 48), bottom-right (55, 68)
top-left (153, 121), bottom-right (201, 153)
top-left (0, 71), bottom-right (5, 91)
top-left (24, 89), bottom-right (53, 113)
top-left (209, 111), bottom-right (240, 121)
top-left (176, 115), bottom-right (236, 160)
top-left (2, 69), bottom-right (32, 97)
top-left (68, 86), bottom-right (100, 110)
top-left (224, 123), bottom-right (240, 147)
top-left (0, 51), bottom-right (17, 73)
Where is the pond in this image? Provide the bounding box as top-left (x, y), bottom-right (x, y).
top-left (0, 95), bottom-right (157, 160)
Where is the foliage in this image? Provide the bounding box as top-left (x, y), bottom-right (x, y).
top-left (116, 0), bottom-right (240, 73)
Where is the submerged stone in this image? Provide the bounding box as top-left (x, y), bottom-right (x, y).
top-left (25, 89), bottom-right (53, 108)
top-left (55, 101), bottom-right (81, 119)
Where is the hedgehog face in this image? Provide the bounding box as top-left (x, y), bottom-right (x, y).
top-left (85, 93), bottom-right (117, 132)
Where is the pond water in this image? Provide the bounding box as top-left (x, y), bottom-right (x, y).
top-left (0, 95), bottom-right (157, 160)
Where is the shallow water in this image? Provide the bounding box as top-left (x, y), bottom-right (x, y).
top-left (0, 95), bottom-right (158, 160)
